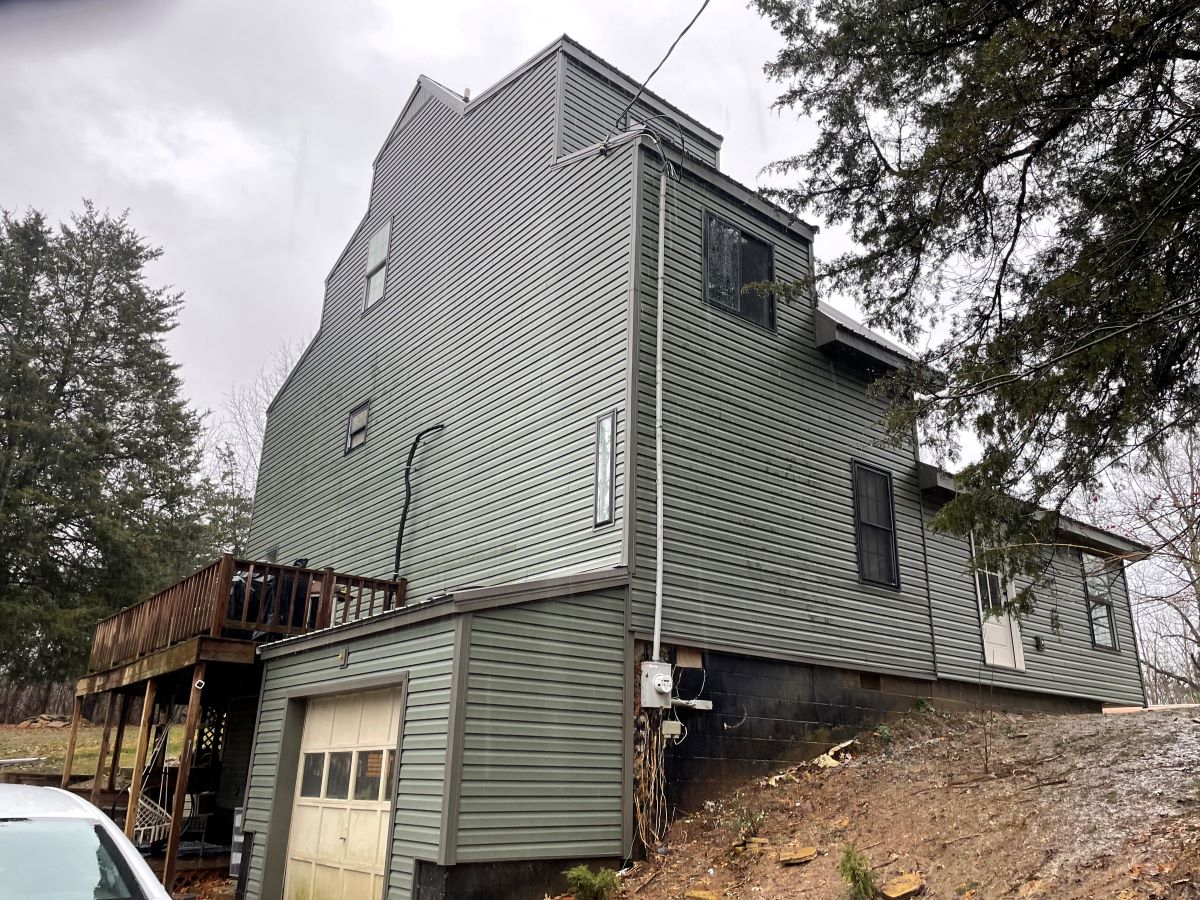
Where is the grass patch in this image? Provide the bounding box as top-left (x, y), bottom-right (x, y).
top-left (0, 725), bottom-right (184, 776)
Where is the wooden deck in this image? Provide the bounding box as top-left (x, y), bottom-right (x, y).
top-left (85, 554), bottom-right (406, 678)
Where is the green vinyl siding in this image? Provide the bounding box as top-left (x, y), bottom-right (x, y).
top-left (628, 153), bottom-right (936, 678)
top-left (453, 589), bottom-right (627, 861)
top-left (924, 500), bottom-right (1144, 705)
top-left (558, 54), bottom-right (720, 166)
top-left (242, 618), bottom-right (456, 900)
top-left (248, 51), bottom-right (634, 601)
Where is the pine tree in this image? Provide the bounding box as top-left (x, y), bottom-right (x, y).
top-left (756, 0), bottom-right (1200, 603)
top-left (0, 204), bottom-right (205, 680)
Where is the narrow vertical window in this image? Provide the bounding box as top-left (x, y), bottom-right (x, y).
top-left (364, 220), bottom-right (390, 309)
top-left (1082, 555), bottom-right (1120, 650)
top-left (852, 462), bottom-right (899, 587)
top-left (345, 401), bottom-right (370, 453)
top-left (594, 411), bottom-right (616, 526)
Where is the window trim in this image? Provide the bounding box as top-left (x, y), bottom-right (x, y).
top-left (1081, 553), bottom-right (1121, 652)
top-left (851, 461), bottom-right (900, 589)
top-left (593, 410), bottom-right (617, 528)
top-left (344, 401), bottom-right (371, 455)
top-left (362, 218), bottom-right (392, 313)
top-left (702, 210), bottom-right (776, 332)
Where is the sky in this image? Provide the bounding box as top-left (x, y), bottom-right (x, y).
top-left (0, 0), bottom-right (855, 420)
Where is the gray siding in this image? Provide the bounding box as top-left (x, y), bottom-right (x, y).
top-left (249, 51), bottom-right (633, 599)
top-left (559, 55), bottom-right (720, 166)
top-left (925, 501), bottom-right (1144, 705)
top-left (629, 153), bottom-right (936, 678)
top-left (243, 618), bottom-right (456, 900)
top-left (453, 589), bottom-right (627, 862)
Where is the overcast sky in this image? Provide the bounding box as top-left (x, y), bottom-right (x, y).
top-left (0, 0), bottom-right (853, 420)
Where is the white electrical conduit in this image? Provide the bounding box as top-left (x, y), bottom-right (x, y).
top-left (652, 165), bottom-right (668, 662)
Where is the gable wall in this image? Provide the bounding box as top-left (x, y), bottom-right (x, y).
top-left (249, 53), bottom-right (635, 598)
top-left (629, 153), bottom-right (937, 678)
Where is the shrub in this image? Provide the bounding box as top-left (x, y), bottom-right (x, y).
top-left (564, 864), bottom-right (620, 900)
top-left (838, 845), bottom-right (878, 900)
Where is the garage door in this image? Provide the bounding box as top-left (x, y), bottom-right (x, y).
top-left (283, 687), bottom-right (403, 900)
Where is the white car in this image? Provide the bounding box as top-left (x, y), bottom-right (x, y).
top-left (0, 784), bottom-right (172, 899)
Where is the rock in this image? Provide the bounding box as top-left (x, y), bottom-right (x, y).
top-left (46, 720), bottom-right (69, 728)
top-left (780, 846), bottom-right (818, 866)
top-left (880, 872), bottom-right (925, 899)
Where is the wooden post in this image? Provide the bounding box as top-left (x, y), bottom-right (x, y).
top-left (60, 695), bottom-right (83, 789)
top-left (107, 693), bottom-right (131, 791)
top-left (315, 567), bottom-right (335, 629)
top-left (125, 679), bottom-right (157, 839)
top-left (90, 695), bottom-right (118, 805)
top-left (210, 553), bottom-right (237, 636)
top-left (163, 662), bottom-right (206, 891)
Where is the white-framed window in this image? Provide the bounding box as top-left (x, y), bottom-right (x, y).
top-left (594, 411), bottom-right (616, 526)
top-left (345, 401), bottom-right (370, 453)
top-left (364, 220), bottom-right (391, 310)
top-left (1082, 555), bottom-right (1120, 650)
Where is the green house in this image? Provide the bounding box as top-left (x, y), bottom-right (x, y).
top-left (232, 36), bottom-right (1147, 900)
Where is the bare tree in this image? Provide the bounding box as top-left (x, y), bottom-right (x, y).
top-left (217, 338), bottom-right (305, 498)
top-left (1082, 431), bottom-right (1200, 704)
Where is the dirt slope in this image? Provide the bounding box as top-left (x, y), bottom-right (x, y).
top-left (623, 708), bottom-right (1200, 899)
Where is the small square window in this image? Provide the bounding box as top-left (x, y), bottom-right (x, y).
top-left (345, 402), bottom-right (370, 453)
top-left (364, 221), bottom-right (390, 310)
top-left (594, 412), bottom-right (616, 526)
top-left (299, 752), bottom-right (324, 798)
top-left (703, 212), bottom-right (774, 330)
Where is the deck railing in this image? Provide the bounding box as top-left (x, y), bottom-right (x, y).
top-left (87, 555), bottom-right (406, 673)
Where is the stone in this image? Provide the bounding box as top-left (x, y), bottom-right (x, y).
top-left (780, 846), bottom-right (818, 866)
top-left (880, 872), bottom-right (925, 899)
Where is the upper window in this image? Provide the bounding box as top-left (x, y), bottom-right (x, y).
top-left (852, 462), bottom-right (899, 587)
top-left (345, 402), bottom-right (370, 453)
top-left (364, 220), bottom-right (390, 309)
top-left (1082, 556), bottom-right (1120, 650)
top-left (703, 212), bottom-right (775, 330)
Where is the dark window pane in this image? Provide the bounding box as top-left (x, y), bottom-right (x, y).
top-left (855, 465), bottom-right (896, 586)
top-left (354, 750), bottom-right (384, 801)
top-left (705, 215), bottom-right (740, 310)
top-left (384, 749), bottom-right (396, 801)
top-left (739, 232), bottom-right (773, 328)
top-left (325, 751), bottom-right (352, 799)
top-left (300, 752), bottom-right (324, 798)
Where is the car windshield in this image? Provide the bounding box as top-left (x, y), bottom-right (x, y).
top-left (0, 818), bottom-right (145, 899)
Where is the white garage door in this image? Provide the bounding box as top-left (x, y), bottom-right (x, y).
top-left (283, 687), bottom-right (403, 900)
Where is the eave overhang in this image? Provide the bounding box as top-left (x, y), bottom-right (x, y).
top-left (917, 462), bottom-right (1152, 561)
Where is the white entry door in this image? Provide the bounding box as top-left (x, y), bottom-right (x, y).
top-left (283, 687), bottom-right (403, 900)
top-left (976, 568), bottom-right (1026, 671)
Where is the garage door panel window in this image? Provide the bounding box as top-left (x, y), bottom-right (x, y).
top-left (325, 751), bottom-right (352, 799)
top-left (300, 752), bottom-right (325, 798)
top-left (354, 750), bottom-right (384, 800)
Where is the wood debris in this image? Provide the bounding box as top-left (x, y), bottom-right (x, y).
top-left (779, 846), bottom-right (818, 866)
top-left (879, 872), bottom-right (925, 898)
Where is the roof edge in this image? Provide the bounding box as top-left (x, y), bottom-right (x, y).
top-left (917, 463), bottom-right (1153, 560)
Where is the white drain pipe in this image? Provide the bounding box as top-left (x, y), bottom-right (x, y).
top-left (652, 165), bottom-right (668, 663)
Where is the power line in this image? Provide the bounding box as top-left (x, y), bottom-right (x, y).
top-left (603, 0), bottom-right (711, 148)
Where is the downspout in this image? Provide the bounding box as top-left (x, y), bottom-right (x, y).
top-left (651, 165), bottom-right (668, 663)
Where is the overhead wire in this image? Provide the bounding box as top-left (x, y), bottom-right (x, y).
top-left (601, 0), bottom-right (712, 149)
